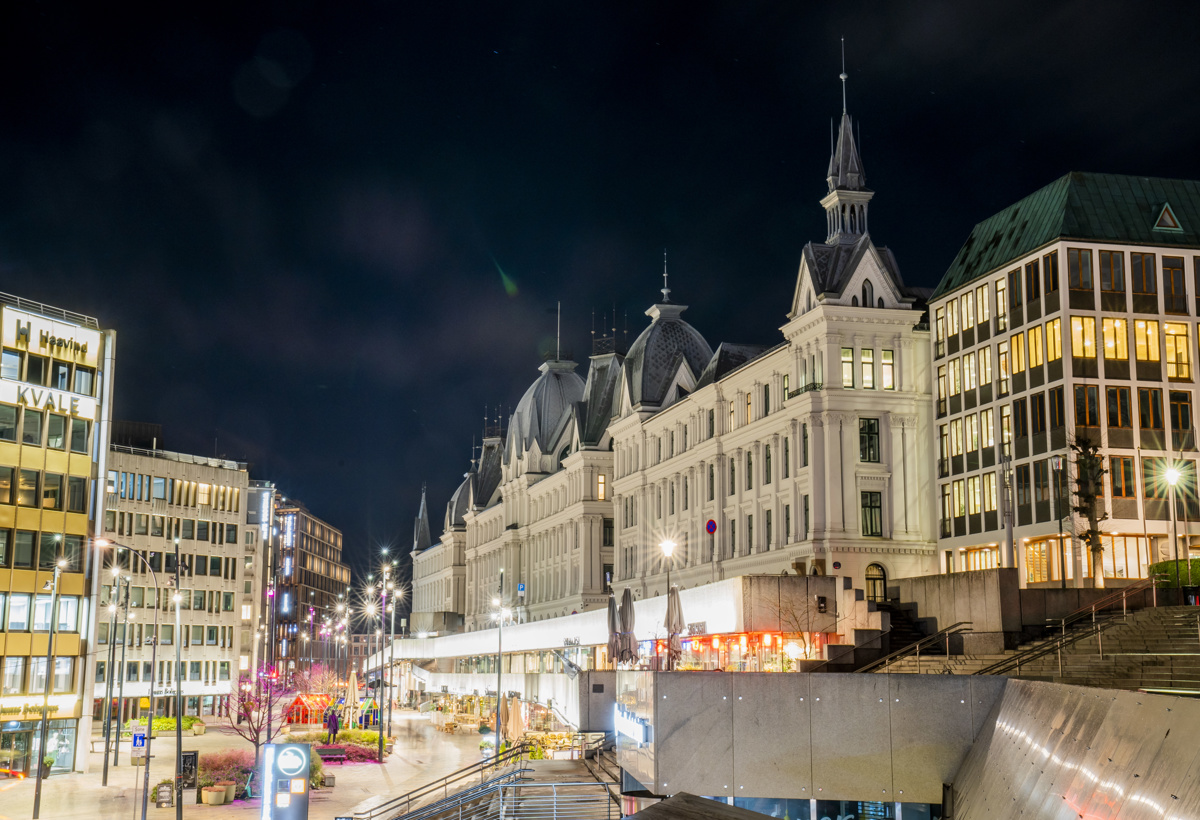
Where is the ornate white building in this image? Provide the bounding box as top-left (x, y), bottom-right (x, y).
top-left (411, 100), bottom-right (938, 631)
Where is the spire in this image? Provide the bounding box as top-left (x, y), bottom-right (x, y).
top-left (413, 485), bottom-right (432, 552)
top-left (821, 41), bottom-right (872, 244)
top-left (826, 39), bottom-right (865, 193)
top-left (660, 248), bottom-right (672, 303)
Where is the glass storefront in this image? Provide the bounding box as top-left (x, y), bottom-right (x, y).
top-left (704, 796), bottom-right (943, 819)
top-left (0, 719), bottom-right (76, 777)
top-left (1025, 534), bottom-right (1151, 584)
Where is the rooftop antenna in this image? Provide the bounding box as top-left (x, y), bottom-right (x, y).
top-left (661, 248), bottom-right (671, 302)
top-left (840, 38), bottom-right (848, 113)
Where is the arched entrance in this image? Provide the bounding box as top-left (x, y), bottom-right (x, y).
top-left (865, 563), bottom-right (887, 603)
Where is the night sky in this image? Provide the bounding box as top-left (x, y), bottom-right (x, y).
top-left (2, 2), bottom-right (1199, 589)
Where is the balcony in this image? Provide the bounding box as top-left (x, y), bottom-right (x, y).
top-left (787, 382), bottom-right (823, 399)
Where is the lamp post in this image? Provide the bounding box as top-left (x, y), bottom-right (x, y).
top-left (660, 539), bottom-right (676, 594)
top-left (101, 564), bottom-right (123, 787)
top-left (172, 537), bottom-right (184, 820)
top-left (31, 558), bottom-right (66, 820)
top-left (1167, 465), bottom-right (1182, 589)
top-left (114, 576), bottom-right (131, 767)
top-left (491, 594), bottom-right (510, 751)
top-left (1052, 456), bottom-right (1067, 589)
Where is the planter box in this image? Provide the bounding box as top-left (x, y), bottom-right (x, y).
top-left (201, 788), bottom-right (226, 806)
top-left (192, 724), bottom-right (206, 736)
top-left (322, 775), bottom-right (335, 788)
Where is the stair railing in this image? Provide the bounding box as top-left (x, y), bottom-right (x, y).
top-left (354, 741), bottom-right (531, 820)
top-left (854, 622), bottom-right (973, 674)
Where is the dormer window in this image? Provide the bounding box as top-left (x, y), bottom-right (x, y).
top-left (862, 280), bottom-right (874, 307)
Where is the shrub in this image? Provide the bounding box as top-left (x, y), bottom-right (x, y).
top-left (122, 716), bottom-right (205, 733)
top-left (336, 729), bottom-right (380, 747)
top-left (1150, 558), bottom-right (1200, 587)
top-left (199, 748), bottom-right (256, 793)
top-left (310, 754), bottom-right (325, 788)
top-left (343, 744), bottom-right (383, 763)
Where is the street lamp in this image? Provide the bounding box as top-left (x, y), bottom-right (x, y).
top-left (491, 596), bottom-right (511, 752)
top-left (1166, 465), bottom-right (1183, 589)
top-left (101, 562), bottom-right (125, 787)
top-left (660, 539), bottom-right (677, 593)
top-left (1052, 456), bottom-right (1067, 589)
top-left (31, 558), bottom-right (66, 820)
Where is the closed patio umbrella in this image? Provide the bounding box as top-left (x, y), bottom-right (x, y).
top-left (506, 696), bottom-right (525, 742)
top-left (498, 696), bottom-right (510, 745)
top-left (619, 587), bottom-right (638, 665)
top-left (665, 586), bottom-right (685, 671)
top-left (606, 594), bottom-right (620, 665)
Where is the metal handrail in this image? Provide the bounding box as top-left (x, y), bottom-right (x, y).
top-left (354, 742), bottom-right (531, 820)
top-left (497, 781), bottom-right (617, 820)
top-left (386, 769), bottom-right (533, 820)
top-left (973, 613), bottom-right (1120, 677)
top-left (855, 621), bottom-right (974, 674)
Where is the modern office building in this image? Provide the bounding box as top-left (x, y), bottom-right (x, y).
top-left (0, 294), bottom-right (115, 776)
top-left (94, 433), bottom-right (254, 721)
top-left (269, 496), bottom-right (352, 679)
top-left (929, 172), bottom-right (1200, 585)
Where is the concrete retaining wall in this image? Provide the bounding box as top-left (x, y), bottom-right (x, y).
top-left (951, 679), bottom-right (1200, 819)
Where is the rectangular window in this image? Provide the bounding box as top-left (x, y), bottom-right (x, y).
top-left (802, 423), bottom-right (809, 466)
top-left (947, 298), bottom-right (959, 334)
top-left (1170, 391), bottom-right (1192, 438)
top-left (1134, 319), bottom-right (1160, 362)
top-left (1099, 250), bottom-right (1124, 292)
top-left (1139, 388), bottom-right (1164, 430)
top-left (996, 278), bottom-right (1007, 326)
top-left (1131, 252), bottom-right (1157, 295)
top-left (1165, 322), bottom-right (1191, 379)
top-left (41, 473), bottom-right (62, 510)
top-left (967, 476), bottom-right (981, 515)
top-left (974, 285), bottom-right (993, 324)
top-left (1046, 318), bottom-right (1062, 361)
top-left (1049, 387), bottom-right (1065, 429)
top-left (0, 467), bottom-right (10, 505)
top-left (22, 409), bottom-right (42, 445)
top-left (1070, 316), bottom-right (1097, 358)
top-left (961, 291), bottom-right (974, 330)
top-left (983, 473), bottom-right (998, 512)
top-left (1143, 457), bottom-right (1167, 499)
top-left (1011, 333), bottom-right (1026, 373)
top-left (861, 349), bottom-right (874, 389)
top-left (745, 451), bottom-right (753, 491)
top-left (1101, 318), bottom-right (1128, 360)
top-left (860, 418), bottom-right (880, 462)
top-left (841, 348), bottom-right (854, 388)
top-left (67, 476), bottom-right (87, 513)
top-left (1001, 405), bottom-right (1012, 453)
top-left (1034, 460), bottom-right (1051, 503)
top-left (937, 365), bottom-right (948, 401)
top-left (783, 437), bottom-right (790, 478)
top-left (978, 346), bottom-right (992, 385)
top-left (952, 479), bottom-right (966, 517)
top-left (966, 413), bottom-right (980, 452)
top-left (1013, 398), bottom-right (1028, 439)
top-left (1110, 457), bottom-right (1136, 498)
top-left (981, 408), bottom-right (995, 448)
top-left (950, 357), bottom-right (961, 395)
top-left (1024, 260), bottom-right (1040, 299)
top-left (1031, 394), bottom-right (1047, 435)
top-left (707, 464), bottom-right (714, 500)
top-left (1016, 464), bottom-right (1031, 506)
top-left (1009, 269), bottom-right (1022, 307)
top-left (950, 418), bottom-right (964, 456)
top-left (998, 341), bottom-right (1010, 393)
top-left (17, 470), bottom-right (38, 507)
top-left (935, 307), bottom-right (946, 344)
top-left (860, 492), bottom-right (883, 537)
top-left (1044, 251), bottom-right (1059, 292)
top-left (45, 414), bottom-right (66, 450)
top-left (1164, 257), bottom-right (1187, 313)
top-left (1028, 325), bottom-right (1044, 368)
top-left (963, 353), bottom-right (977, 390)
top-left (1075, 385), bottom-right (1100, 427)
top-left (1107, 386), bottom-right (1132, 428)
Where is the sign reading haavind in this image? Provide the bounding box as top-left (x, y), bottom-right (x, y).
top-left (2, 307), bottom-right (101, 367)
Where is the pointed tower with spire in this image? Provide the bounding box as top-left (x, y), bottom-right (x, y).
top-left (413, 484), bottom-right (432, 553)
top-left (822, 42), bottom-right (873, 245)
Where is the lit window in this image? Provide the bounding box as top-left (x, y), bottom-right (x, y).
top-left (1102, 318), bottom-right (1127, 360)
top-left (1070, 317), bottom-right (1097, 358)
top-left (1134, 320), bottom-right (1160, 362)
top-left (1028, 325), bottom-right (1044, 368)
top-left (882, 350), bottom-right (895, 390)
top-left (1165, 323), bottom-right (1190, 380)
top-left (1046, 318), bottom-right (1062, 361)
top-left (1011, 332), bottom-right (1026, 372)
top-left (861, 349), bottom-right (874, 389)
top-left (841, 348), bottom-right (854, 388)
top-left (597, 474), bottom-right (606, 500)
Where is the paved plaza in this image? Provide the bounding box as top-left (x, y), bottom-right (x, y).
top-left (0, 711), bottom-right (490, 820)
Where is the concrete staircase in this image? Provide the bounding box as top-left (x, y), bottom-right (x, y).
top-left (1002, 606), bottom-right (1200, 693)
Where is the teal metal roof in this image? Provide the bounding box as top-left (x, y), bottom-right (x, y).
top-left (932, 172), bottom-right (1200, 299)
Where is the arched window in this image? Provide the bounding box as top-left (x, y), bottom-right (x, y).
top-left (862, 280), bottom-right (874, 307)
top-left (852, 295), bottom-right (859, 306)
top-left (877, 297), bottom-right (885, 309)
top-left (865, 563), bottom-right (887, 603)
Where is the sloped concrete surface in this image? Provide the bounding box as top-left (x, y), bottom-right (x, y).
top-left (952, 679), bottom-right (1200, 819)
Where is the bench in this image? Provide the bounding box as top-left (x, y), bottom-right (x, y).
top-left (316, 746), bottom-right (347, 764)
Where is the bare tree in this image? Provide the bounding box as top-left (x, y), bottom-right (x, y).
top-left (291, 663), bottom-right (339, 697)
top-left (1071, 436), bottom-right (1108, 589)
top-left (226, 673), bottom-right (291, 763)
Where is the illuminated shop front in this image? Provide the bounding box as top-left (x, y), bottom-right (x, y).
top-left (1023, 534), bottom-right (1152, 585)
